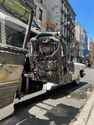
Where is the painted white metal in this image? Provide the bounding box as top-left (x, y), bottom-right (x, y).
top-left (72, 63), bottom-right (86, 81)
top-left (0, 103), bottom-right (14, 120)
top-left (44, 82), bottom-right (59, 91)
top-left (0, 11), bottom-right (40, 36)
top-left (15, 82), bottom-right (61, 105)
top-left (75, 76), bottom-right (80, 84)
top-left (14, 89), bottom-right (46, 104)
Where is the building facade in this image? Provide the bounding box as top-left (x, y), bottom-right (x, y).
top-left (81, 28), bottom-right (88, 58)
top-left (44, 0), bottom-right (76, 61)
top-left (44, 0), bottom-right (61, 31)
top-left (61, 0), bottom-right (76, 61)
top-left (75, 23), bottom-right (82, 61)
top-left (89, 39), bottom-right (94, 67)
top-left (33, 0), bottom-right (47, 31)
top-left (75, 23), bottom-right (89, 62)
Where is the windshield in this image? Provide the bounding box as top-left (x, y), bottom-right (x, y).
top-left (5, 20), bottom-right (26, 48)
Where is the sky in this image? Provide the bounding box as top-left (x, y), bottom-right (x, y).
top-left (69, 0), bottom-right (94, 39)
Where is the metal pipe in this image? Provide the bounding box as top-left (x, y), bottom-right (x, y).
top-left (23, 10), bottom-right (34, 49)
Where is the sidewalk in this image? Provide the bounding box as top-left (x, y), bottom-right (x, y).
top-left (72, 88), bottom-right (94, 125)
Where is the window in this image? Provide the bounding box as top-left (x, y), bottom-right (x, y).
top-left (39, 0), bottom-right (42, 4)
top-left (39, 9), bottom-right (43, 21)
top-left (5, 20), bottom-right (26, 48)
top-left (34, 5), bottom-right (37, 17)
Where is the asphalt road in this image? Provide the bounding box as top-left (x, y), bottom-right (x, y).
top-left (1, 68), bottom-right (94, 125)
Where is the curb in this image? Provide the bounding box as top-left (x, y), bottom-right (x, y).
top-left (71, 88), bottom-right (94, 125)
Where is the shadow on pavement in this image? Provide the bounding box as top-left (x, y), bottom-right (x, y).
top-left (0, 81), bottom-right (88, 125)
top-left (14, 81), bottom-right (88, 110)
top-left (46, 82), bottom-right (88, 99)
top-left (45, 103), bottom-right (79, 125)
top-left (0, 103), bottom-right (79, 125)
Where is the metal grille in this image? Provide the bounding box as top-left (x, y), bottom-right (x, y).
top-left (0, 18), bottom-right (6, 43)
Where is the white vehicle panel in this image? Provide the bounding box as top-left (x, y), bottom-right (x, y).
top-left (72, 63), bottom-right (86, 81)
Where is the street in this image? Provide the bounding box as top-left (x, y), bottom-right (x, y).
top-left (0, 0), bottom-right (94, 125)
top-left (1, 68), bottom-right (94, 125)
